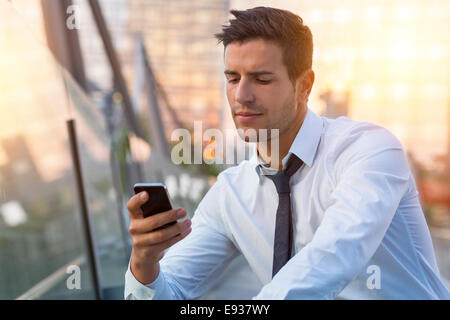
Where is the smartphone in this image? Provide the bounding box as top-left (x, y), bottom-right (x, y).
top-left (133, 183), bottom-right (176, 230)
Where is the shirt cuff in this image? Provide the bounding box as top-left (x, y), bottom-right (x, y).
top-left (124, 261), bottom-right (165, 300)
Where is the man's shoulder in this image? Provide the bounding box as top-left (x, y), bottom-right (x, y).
top-left (320, 116), bottom-right (411, 184)
top-left (323, 116), bottom-right (404, 152)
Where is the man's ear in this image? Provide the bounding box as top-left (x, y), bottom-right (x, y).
top-left (295, 69), bottom-right (315, 102)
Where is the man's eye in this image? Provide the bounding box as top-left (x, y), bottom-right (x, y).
top-left (257, 79), bottom-right (271, 84)
top-left (227, 78), bottom-right (239, 84)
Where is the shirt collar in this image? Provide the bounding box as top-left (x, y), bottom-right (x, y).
top-left (288, 107), bottom-right (324, 168)
top-left (249, 108), bottom-right (323, 176)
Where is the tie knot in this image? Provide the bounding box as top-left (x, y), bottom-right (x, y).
top-left (267, 172), bottom-right (290, 194)
top-left (266, 154), bottom-right (303, 194)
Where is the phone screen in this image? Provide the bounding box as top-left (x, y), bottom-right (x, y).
top-left (133, 183), bottom-right (175, 230)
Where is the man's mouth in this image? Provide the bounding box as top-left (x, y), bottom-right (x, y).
top-left (235, 111), bottom-right (263, 121)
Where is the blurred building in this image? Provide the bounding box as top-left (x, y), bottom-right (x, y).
top-left (128, 0), bottom-right (230, 132)
top-left (73, 0), bottom-right (230, 139)
top-left (319, 89), bottom-right (349, 118)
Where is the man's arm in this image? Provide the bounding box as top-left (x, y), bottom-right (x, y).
top-left (254, 128), bottom-right (411, 299)
top-left (125, 175), bottom-right (239, 300)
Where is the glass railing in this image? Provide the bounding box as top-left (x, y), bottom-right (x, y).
top-left (0, 1), bottom-right (214, 299)
top-left (0, 1), bottom-right (97, 299)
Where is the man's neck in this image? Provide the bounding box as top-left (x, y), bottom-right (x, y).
top-left (257, 108), bottom-right (307, 170)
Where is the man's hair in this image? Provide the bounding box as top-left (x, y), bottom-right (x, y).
top-left (214, 7), bottom-right (313, 83)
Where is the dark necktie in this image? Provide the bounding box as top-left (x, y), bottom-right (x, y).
top-left (266, 154), bottom-right (304, 277)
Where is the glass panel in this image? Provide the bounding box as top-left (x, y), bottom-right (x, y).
top-left (0, 1), bottom-right (95, 299)
top-left (0, 0), bottom-right (215, 299)
top-left (63, 71), bottom-right (130, 296)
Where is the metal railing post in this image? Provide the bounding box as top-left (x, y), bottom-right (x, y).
top-left (67, 118), bottom-right (103, 300)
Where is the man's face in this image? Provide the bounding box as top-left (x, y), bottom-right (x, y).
top-left (224, 38), bottom-right (304, 142)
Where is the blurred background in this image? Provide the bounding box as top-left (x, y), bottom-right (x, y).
top-left (0, 0), bottom-right (448, 299)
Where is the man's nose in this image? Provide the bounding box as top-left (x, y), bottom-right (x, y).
top-left (235, 78), bottom-right (255, 105)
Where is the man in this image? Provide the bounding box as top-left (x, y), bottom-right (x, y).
top-left (124, 7), bottom-right (449, 299)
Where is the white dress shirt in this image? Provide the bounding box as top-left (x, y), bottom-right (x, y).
top-left (124, 108), bottom-right (450, 300)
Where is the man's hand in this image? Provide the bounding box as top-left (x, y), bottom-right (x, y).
top-left (127, 191), bottom-right (192, 285)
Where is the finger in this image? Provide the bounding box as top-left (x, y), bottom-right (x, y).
top-left (128, 208), bottom-right (186, 235)
top-left (144, 208), bottom-right (187, 231)
top-left (151, 225), bottom-right (192, 253)
top-left (126, 192), bottom-right (148, 219)
top-left (136, 218), bottom-right (192, 246)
